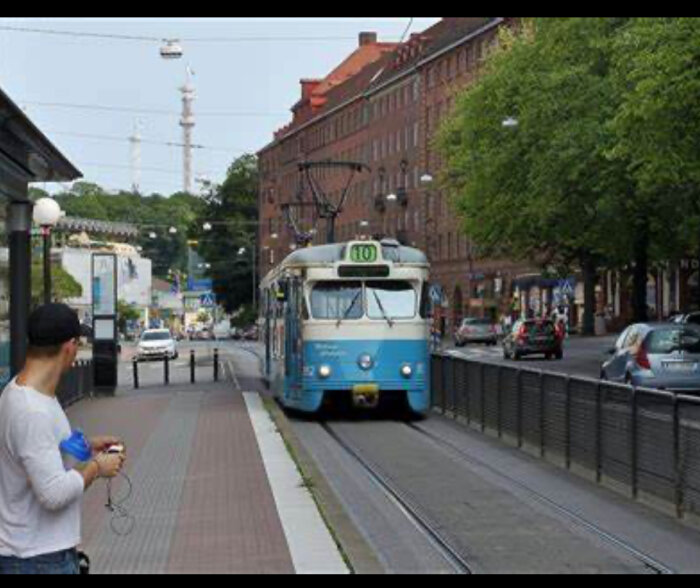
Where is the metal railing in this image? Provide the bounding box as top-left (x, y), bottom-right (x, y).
top-left (56, 360), bottom-right (94, 408)
top-left (431, 354), bottom-right (700, 520)
top-left (131, 348), bottom-right (221, 390)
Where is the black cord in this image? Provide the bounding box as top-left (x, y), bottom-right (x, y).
top-left (105, 472), bottom-right (136, 537)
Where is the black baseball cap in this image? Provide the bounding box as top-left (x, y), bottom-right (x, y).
top-left (28, 303), bottom-right (85, 347)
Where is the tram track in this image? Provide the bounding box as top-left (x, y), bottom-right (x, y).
top-left (405, 421), bottom-right (676, 575)
top-left (319, 422), bottom-right (474, 575)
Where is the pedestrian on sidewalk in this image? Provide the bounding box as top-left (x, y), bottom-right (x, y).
top-left (0, 304), bottom-right (125, 575)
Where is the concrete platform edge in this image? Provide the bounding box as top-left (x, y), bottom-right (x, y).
top-left (263, 397), bottom-right (385, 575)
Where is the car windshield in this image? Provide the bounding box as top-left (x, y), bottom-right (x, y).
top-left (142, 332), bottom-right (172, 341)
top-left (366, 281), bottom-right (416, 320)
top-left (646, 328), bottom-right (700, 354)
top-left (311, 281), bottom-right (363, 320)
top-left (464, 319), bottom-right (491, 326)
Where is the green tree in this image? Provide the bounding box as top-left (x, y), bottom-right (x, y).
top-left (439, 19), bottom-right (632, 333)
top-left (196, 154), bottom-right (259, 313)
top-left (117, 299), bottom-right (141, 334)
top-left (608, 17), bottom-right (700, 309)
top-left (439, 17), bottom-right (692, 330)
top-left (31, 262), bottom-right (83, 308)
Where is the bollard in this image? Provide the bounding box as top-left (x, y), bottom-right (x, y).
top-left (190, 350), bottom-right (196, 384)
top-left (214, 348), bottom-right (219, 382)
top-left (164, 355), bottom-right (170, 386)
top-left (133, 358), bottom-right (140, 390)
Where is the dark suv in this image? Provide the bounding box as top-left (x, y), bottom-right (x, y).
top-left (503, 319), bottom-right (563, 361)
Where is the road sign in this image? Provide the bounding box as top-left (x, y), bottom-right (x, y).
top-left (200, 292), bottom-right (216, 308)
top-left (558, 279), bottom-right (575, 297)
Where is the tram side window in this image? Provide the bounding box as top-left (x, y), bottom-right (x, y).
top-left (311, 281), bottom-right (363, 320)
top-left (366, 281), bottom-right (416, 320)
top-left (420, 282), bottom-right (431, 319)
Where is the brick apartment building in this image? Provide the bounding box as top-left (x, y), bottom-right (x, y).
top-left (258, 17), bottom-right (700, 334)
top-left (258, 17), bottom-right (538, 332)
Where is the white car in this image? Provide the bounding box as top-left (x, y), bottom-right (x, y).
top-left (212, 322), bottom-right (232, 340)
top-left (137, 329), bottom-right (178, 361)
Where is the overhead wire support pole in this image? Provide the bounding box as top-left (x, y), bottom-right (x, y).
top-left (296, 160), bottom-right (371, 245)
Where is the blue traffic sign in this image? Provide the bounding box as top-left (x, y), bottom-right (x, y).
top-left (200, 292), bottom-right (216, 308)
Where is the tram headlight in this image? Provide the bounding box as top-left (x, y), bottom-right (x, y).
top-left (358, 354), bottom-right (374, 371)
top-left (400, 364), bottom-right (414, 379)
top-left (318, 365), bottom-right (332, 379)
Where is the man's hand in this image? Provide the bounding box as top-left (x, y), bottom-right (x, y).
top-left (90, 436), bottom-right (124, 455)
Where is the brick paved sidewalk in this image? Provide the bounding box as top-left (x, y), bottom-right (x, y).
top-left (66, 361), bottom-right (346, 574)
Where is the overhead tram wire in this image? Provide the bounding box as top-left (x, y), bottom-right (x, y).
top-left (43, 129), bottom-right (248, 155)
top-left (0, 25), bottom-right (372, 43)
top-left (19, 100), bottom-right (284, 118)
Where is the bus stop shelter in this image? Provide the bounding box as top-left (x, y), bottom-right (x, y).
top-left (0, 86), bottom-right (82, 378)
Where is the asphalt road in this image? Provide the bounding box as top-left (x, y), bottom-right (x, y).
top-left (444, 334), bottom-right (620, 380)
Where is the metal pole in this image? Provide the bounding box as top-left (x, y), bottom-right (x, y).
top-left (164, 356), bottom-right (170, 385)
top-left (8, 200), bottom-right (32, 377)
top-left (133, 358), bottom-right (140, 389)
top-left (190, 349), bottom-right (196, 384)
top-left (214, 348), bottom-right (219, 382)
top-left (43, 227), bottom-right (51, 305)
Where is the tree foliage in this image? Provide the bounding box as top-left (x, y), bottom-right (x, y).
top-left (31, 262), bottom-right (83, 308)
top-left (54, 185), bottom-right (205, 279)
top-left (196, 154), bottom-right (259, 313)
top-left (439, 17), bottom-right (700, 327)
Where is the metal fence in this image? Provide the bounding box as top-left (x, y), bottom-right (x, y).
top-left (56, 361), bottom-right (94, 408)
top-left (431, 354), bottom-right (700, 520)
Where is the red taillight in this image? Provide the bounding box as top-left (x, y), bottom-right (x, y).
top-left (636, 345), bottom-right (651, 370)
top-left (517, 325), bottom-right (528, 342)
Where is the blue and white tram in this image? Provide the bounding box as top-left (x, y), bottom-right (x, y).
top-left (260, 240), bottom-right (431, 415)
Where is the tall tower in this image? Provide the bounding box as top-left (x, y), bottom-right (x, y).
top-left (179, 66), bottom-right (196, 194)
top-left (129, 119), bottom-right (142, 194)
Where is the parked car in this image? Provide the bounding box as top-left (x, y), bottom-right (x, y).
top-left (242, 325), bottom-right (259, 341)
top-left (213, 322), bottom-right (232, 340)
top-left (231, 327), bottom-right (242, 341)
top-left (136, 329), bottom-right (178, 361)
top-left (601, 323), bottom-right (700, 393)
top-left (454, 318), bottom-right (498, 347)
top-left (502, 319), bottom-right (563, 361)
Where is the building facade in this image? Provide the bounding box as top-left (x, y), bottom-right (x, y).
top-left (258, 18), bottom-right (538, 334)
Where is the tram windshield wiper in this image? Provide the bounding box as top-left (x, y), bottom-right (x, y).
top-left (336, 290), bottom-right (363, 328)
top-left (372, 290), bottom-right (394, 329)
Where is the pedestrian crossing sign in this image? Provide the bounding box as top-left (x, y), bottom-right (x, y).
top-left (200, 292), bottom-right (216, 308)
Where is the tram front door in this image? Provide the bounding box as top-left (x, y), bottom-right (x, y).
top-left (284, 278), bottom-right (304, 402)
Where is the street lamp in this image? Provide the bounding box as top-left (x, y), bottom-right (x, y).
top-left (203, 222), bottom-right (212, 232)
top-left (32, 198), bottom-right (64, 305)
top-left (169, 226), bottom-right (178, 235)
top-left (160, 39), bottom-right (183, 59)
top-left (502, 117), bottom-right (519, 129)
top-left (149, 232), bottom-right (157, 240)
top-left (420, 173), bottom-right (434, 186)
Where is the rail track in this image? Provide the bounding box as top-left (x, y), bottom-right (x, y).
top-left (320, 422), bottom-right (474, 575)
top-left (406, 421), bottom-right (676, 575)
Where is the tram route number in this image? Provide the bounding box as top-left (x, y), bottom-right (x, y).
top-left (350, 244), bottom-right (378, 264)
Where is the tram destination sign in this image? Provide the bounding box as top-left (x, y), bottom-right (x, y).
top-left (349, 243), bottom-right (378, 264)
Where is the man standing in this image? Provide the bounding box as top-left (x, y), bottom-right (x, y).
top-left (0, 304), bottom-right (125, 574)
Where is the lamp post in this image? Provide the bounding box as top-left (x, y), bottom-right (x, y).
top-left (32, 198), bottom-right (64, 305)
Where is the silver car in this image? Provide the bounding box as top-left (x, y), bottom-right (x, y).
top-left (601, 323), bottom-right (700, 393)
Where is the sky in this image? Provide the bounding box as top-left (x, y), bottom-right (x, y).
top-left (0, 17), bottom-right (440, 197)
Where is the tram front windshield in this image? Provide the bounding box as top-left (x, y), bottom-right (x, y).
top-left (310, 280), bottom-right (416, 320)
top-left (366, 281), bottom-right (416, 319)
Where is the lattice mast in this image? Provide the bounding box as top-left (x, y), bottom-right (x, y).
top-left (129, 120), bottom-right (142, 194)
top-left (179, 66), bottom-right (196, 194)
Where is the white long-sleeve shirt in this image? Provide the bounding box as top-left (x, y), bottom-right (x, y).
top-left (0, 378), bottom-right (84, 558)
